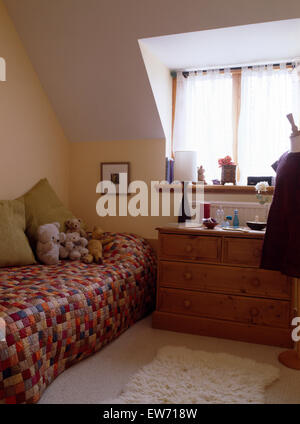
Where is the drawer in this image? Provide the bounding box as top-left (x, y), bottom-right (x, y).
top-left (159, 234), bottom-right (221, 263)
top-left (223, 237), bottom-right (263, 267)
top-left (159, 261), bottom-right (291, 299)
top-left (158, 288), bottom-right (291, 328)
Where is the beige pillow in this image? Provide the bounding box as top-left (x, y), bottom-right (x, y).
top-left (0, 199), bottom-right (36, 267)
top-left (19, 178), bottom-right (74, 247)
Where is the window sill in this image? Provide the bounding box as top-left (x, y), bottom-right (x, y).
top-left (203, 185), bottom-right (274, 194)
top-left (157, 183), bottom-right (274, 195)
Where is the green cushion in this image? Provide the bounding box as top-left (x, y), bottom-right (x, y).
top-left (0, 199), bottom-right (36, 267)
top-left (20, 178), bottom-right (74, 247)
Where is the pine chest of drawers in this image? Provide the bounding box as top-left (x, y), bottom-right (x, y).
top-left (152, 224), bottom-right (294, 347)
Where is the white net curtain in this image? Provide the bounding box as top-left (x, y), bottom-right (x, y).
top-left (173, 64), bottom-right (300, 185)
top-left (173, 70), bottom-right (233, 183)
top-left (238, 64), bottom-right (300, 184)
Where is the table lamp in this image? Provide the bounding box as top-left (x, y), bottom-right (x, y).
top-left (174, 150), bottom-right (197, 223)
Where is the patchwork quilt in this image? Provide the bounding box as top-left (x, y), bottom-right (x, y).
top-left (0, 233), bottom-right (156, 404)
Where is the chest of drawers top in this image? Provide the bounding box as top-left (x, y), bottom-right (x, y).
top-left (157, 224), bottom-right (265, 239)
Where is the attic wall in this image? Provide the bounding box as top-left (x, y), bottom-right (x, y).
top-left (2, 0), bottom-right (293, 234)
top-left (69, 139), bottom-right (261, 239)
top-left (4, 0), bottom-right (300, 142)
top-left (0, 0), bottom-right (70, 204)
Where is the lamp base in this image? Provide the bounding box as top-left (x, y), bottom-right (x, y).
top-left (278, 350), bottom-right (300, 370)
top-left (177, 182), bottom-right (192, 223)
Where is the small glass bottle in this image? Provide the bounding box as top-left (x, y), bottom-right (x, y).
top-left (216, 205), bottom-right (224, 227)
top-left (220, 206), bottom-right (225, 227)
top-left (224, 215), bottom-right (232, 227)
top-left (233, 209), bottom-right (239, 228)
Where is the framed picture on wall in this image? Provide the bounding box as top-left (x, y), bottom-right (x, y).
top-left (100, 162), bottom-right (130, 194)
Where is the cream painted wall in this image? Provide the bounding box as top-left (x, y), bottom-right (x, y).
top-left (139, 41), bottom-right (173, 155)
top-left (70, 139), bottom-right (264, 239)
top-left (0, 0), bottom-right (70, 205)
top-left (70, 139), bottom-right (175, 239)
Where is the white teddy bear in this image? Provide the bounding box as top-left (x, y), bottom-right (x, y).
top-left (36, 222), bottom-right (64, 265)
top-left (59, 232), bottom-right (88, 261)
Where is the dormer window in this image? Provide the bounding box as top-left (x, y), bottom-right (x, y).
top-left (172, 63), bottom-right (300, 184)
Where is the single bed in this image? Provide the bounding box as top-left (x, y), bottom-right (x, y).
top-left (0, 233), bottom-right (156, 404)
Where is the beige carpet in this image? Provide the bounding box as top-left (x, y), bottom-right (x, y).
top-left (107, 346), bottom-right (279, 404)
top-left (39, 316), bottom-right (300, 404)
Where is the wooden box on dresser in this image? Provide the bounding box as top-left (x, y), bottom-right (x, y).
top-left (152, 224), bottom-right (294, 348)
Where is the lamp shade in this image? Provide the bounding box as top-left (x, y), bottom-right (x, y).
top-left (174, 150), bottom-right (197, 182)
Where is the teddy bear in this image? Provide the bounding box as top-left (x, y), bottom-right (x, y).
top-left (85, 226), bottom-right (114, 264)
top-left (69, 233), bottom-right (82, 260)
top-left (74, 235), bottom-right (89, 260)
top-left (36, 222), bottom-right (64, 265)
top-left (59, 232), bottom-right (77, 259)
top-left (82, 226), bottom-right (113, 264)
top-left (65, 218), bottom-right (87, 238)
top-left (59, 232), bottom-right (89, 261)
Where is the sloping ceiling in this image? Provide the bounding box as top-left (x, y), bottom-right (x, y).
top-left (142, 19), bottom-right (300, 71)
top-left (4, 0), bottom-right (300, 142)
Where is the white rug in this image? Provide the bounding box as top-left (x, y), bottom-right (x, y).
top-left (109, 346), bottom-right (279, 404)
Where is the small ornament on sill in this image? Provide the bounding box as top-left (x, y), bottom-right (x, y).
top-left (197, 165), bottom-right (207, 185)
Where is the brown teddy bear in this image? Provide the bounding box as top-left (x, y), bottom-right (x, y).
top-left (65, 218), bottom-right (87, 238)
top-left (82, 226), bottom-right (113, 264)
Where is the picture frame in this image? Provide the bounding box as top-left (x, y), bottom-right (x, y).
top-left (100, 162), bottom-right (130, 194)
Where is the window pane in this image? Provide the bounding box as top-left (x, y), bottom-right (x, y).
top-left (238, 66), bottom-right (299, 184)
top-left (173, 72), bottom-right (233, 183)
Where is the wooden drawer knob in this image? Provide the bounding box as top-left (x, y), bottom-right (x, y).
top-left (183, 300), bottom-right (191, 309)
top-left (184, 272), bottom-right (192, 280)
top-left (251, 278), bottom-right (261, 288)
top-left (253, 248), bottom-right (262, 258)
top-left (185, 244), bottom-right (193, 253)
top-left (249, 307), bottom-right (260, 317)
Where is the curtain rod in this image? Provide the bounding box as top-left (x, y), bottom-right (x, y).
top-left (170, 62), bottom-right (295, 78)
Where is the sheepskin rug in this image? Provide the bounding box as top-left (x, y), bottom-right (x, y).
top-left (110, 346), bottom-right (279, 404)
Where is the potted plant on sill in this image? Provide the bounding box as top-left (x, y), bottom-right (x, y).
top-left (218, 156), bottom-right (236, 185)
